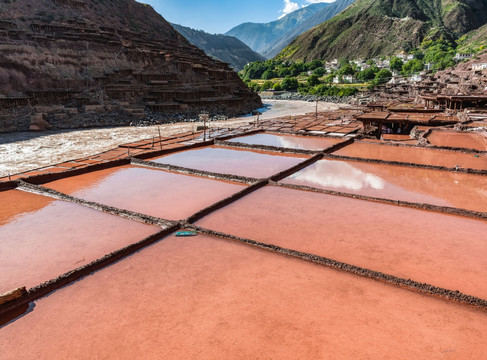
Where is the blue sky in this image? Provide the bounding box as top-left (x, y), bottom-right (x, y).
top-left (137, 0), bottom-right (334, 34)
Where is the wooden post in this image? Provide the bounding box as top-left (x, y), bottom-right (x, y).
top-left (204, 115), bottom-right (207, 141)
top-left (158, 127), bottom-right (162, 150)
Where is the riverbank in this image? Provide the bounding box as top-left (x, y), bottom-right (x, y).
top-left (259, 91), bottom-right (354, 104)
top-left (0, 100), bottom-right (344, 177)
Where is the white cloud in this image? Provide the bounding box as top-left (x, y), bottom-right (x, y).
top-left (279, 0), bottom-right (301, 19)
top-left (305, 0), bottom-right (336, 3)
top-left (278, 0), bottom-right (337, 19)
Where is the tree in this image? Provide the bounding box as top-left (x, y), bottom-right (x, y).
top-left (422, 39), bottom-right (455, 71)
top-left (313, 67), bottom-right (326, 77)
top-left (240, 61), bottom-right (266, 79)
top-left (307, 74), bottom-right (321, 87)
top-left (290, 63), bottom-right (304, 76)
top-left (357, 67), bottom-right (378, 82)
top-left (402, 59), bottom-right (424, 75)
top-left (247, 82), bottom-right (261, 92)
top-left (338, 64), bottom-right (355, 76)
top-left (338, 57), bottom-right (349, 68)
top-left (412, 50), bottom-right (424, 60)
top-left (373, 69), bottom-right (392, 85)
top-left (281, 76), bottom-right (299, 90)
top-left (278, 67), bottom-right (291, 77)
top-left (390, 57), bottom-right (404, 71)
top-left (308, 59), bottom-right (324, 71)
top-left (323, 74), bottom-right (336, 83)
top-left (273, 82), bottom-right (282, 91)
top-left (262, 70), bottom-right (277, 80)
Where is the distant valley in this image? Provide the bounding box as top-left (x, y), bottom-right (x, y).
top-left (171, 23), bottom-right (265, 71)
top-left (225, 1), bottom-right (355, 59)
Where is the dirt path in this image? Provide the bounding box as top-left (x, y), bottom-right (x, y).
top-left (0, 100), bottom-right (341, 177)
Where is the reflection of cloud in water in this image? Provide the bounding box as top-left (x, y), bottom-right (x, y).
top-left (278, 137), bottom-right (306, 150)
top-left (278, 136), bottom-right (328, 150)
top-left (291, 160), bottom-right (385, 191)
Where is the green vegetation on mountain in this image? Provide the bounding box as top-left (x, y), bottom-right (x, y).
top-left (277, 0), bottom-right (487, 62)
top-left (240, 59), bottom-right (363, 97)
top-left (241, 36), bottom-right (465, 96)
top-left (457, 23), bottom-right (487, 53)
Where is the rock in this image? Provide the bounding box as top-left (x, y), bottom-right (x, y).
top-left (0, 287), bottom-right (27, 306)
top-left (29, 114), bottom-right (51, 131)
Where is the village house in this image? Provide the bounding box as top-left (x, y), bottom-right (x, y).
top-left (325, 59), bottom-right (339, 72)
top-left (409, 74), bottom-right (423, 83)
top-left (388, 76), bottom-right (402, 84)
top-left (472, 63), bottom-right (487, 72)
top-left (395, 51), bottom-right (415, 62)
top-left (454, 53), bottom-right (473, 62)
top-left (333, 75), bottom-right (357, 84)
top-left (376, 59), bottom-right (390, 69)
top-left (351, 59), bottom-right (365, 67)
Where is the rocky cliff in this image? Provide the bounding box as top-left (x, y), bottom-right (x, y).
top-left (0, 0), bottom-right (262, 132)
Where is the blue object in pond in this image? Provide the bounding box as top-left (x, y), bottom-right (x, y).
top-left (175, 231), bottom-right (198, 237)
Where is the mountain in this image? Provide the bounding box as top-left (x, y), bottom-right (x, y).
top-left (0, 0), bottom-right (261, 132)
top-left (458, 23), bottom-right (487, 52)
top-left (171, 23), bottom-right (265, 71)
top-left (278, 0), bottom-right (487, 62)
top-left (225, 2), bottom-right (330, 57)
top-left (261, 0), bottom-right (357, 58)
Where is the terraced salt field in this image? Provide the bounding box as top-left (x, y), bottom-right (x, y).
top-left (2, 123), bottom-right (486, 359)
top-left (333, 141), bottom-right (487, 170)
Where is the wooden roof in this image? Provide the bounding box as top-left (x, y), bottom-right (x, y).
top-left (356, 112), bottom-right (458, 125)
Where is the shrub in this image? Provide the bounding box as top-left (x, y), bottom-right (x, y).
top-left (281, 76), bottom-right (299, 91)
top-left (273, 82), bottom-right (282, 91)
top-left (261, 81), bottom-right (274, 90)
top-left (307, 74), bottom-right (321, 87)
